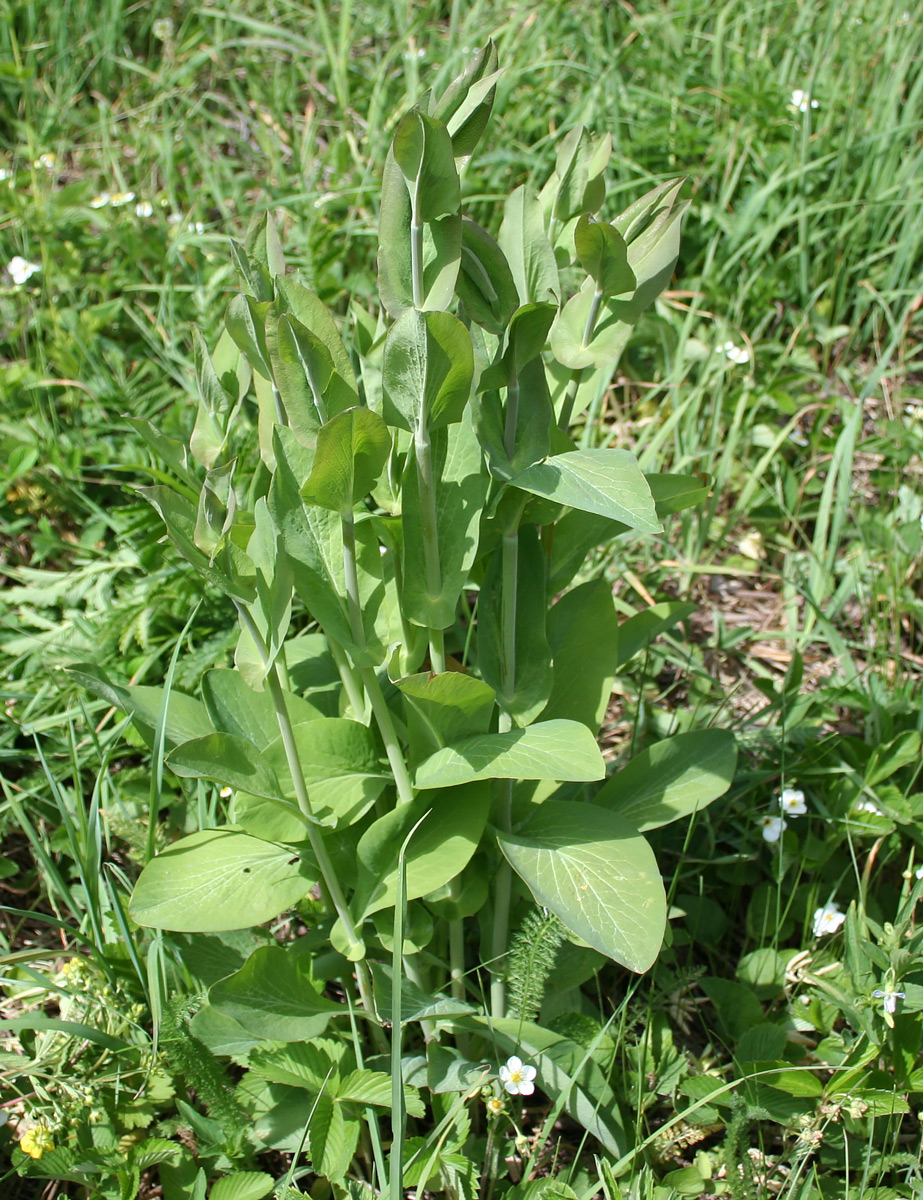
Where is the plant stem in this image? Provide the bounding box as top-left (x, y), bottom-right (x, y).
top-left (557, 285), bottom-right (603, 431)
top-left (410, 195), bottom-right (424, 310)
top-left (232, 601), bottom-right (378, 1011)
top-left (341, 508), bottom-right (415, 803)
top-left (328, 636), bottom-right (369, 722)
top-left (414, 421), bottom-right (447, 673)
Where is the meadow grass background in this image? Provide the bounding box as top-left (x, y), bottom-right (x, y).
top-left (2, 0), bottom-right (923, 1195)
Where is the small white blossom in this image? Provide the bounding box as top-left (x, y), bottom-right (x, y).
top-left (813, 902), bottom-right (846, 938)
top-left (738, 530), bottom-right (764, 559)
top-left (192, 220), bottom-right (206, 234)
top-left (34, 153), bottom-right (56, 169)
top-left (790, 89), bottom-right (819, 113)
top-left (720, 340), bottom-right (749, 365)
top-left (760, 815), bottom-right (787, 843)
top-left (915, 864), bottom-right (923, 880)
top-left (219, 786), bottom-right (233, 799)
top-left (872, 989), bottom-right (905, 1014)
top-left (780, 788), bottom-right (807, 816)
top-left (90, 192), bottom-right (111, 209)
top-left (109, 191), bottom-right (136, 207)
top-left (854, 798), bottom-right (882, 815)
top-left (0, 168), bottom-right (10, 182)
top-left (152, 17), bottom-right (174, 40)
top-left (8, 255), bottom-right (40, 285)
top-left (499, 1055), bottom-right (537, 1097)
top-left (134, 200), bottom-right (154, 218)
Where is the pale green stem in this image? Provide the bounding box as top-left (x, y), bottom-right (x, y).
top-left (449, 911), bottom-right (465, 1002)
top-left (414, 421), bottom-right (447, 674)
top-left (327, 636), bottom-right (369, 723)
top-left (233, 601), bottom-right (380, 1029)
top-left (557, 285), bottom-right (603, 431)
top-left (271, 383), bottom-right (287, 425)
top-left (410, 194), bottom-right (424, 310)
top-left (342, 508), bottom-right (415, 805)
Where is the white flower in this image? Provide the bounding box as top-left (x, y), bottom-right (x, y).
top-left (109, 191), bottom-right (136, 207)
top-left (760, 815), bottom-right (787, 843)
top-left (738, 530), bottom-right (764, 559)
top-left (134, 200), bottom-right (154, 218)
top-left (789, 89), bottom-right (819, 113)
top-left (720, 340), bottom-right (749, 365)
top-left (780, 788), bottom-right (807, 816)
top-left (499, 1055), bottom-right (537, 1097)
top-left (192, 220), bottom-right (206, 234)
top-left (90, 192), bottom-right (111, 209)
top-left (0, 168), bottom-right (10, 182)
top-left (8, 255), bottom-right (40, 285)
top-left (33, 153), bottom-right (56, 169)
top-left (872, 989), bottom-right (905, 1014)
top-left (813, 902), bottom-right (846, 937)
top-left (854, 798), bottom-right (882, 815)
top-left (219, 786), bottom-right (233, 799)
top-left (915, 864), bottom-right (923, 880)
top-left (152, 17), bottom-right (174, 40)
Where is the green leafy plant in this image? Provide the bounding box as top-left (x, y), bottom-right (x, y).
top-left (15, 38), bottom-right (742, 1200)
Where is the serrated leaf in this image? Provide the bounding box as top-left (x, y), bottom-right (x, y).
top-left (210, 1173), bottom-right (275, 1200)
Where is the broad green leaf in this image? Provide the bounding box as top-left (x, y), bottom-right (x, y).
top-left (202, 669), bottom-right (327, 751)
top-left (382, 308), bottom-right (474, 433)
top-left (141, 485), bottom-right (256, 602)
top-left (167, 732), bottom-right (288, 803)
top-left (540, 579), bottom-right (620, 730)
top-left (230, 238), bottom-right (273, 302)
top-left (414, 720), bottom-right (605, 789)
top-left (354, 785), bottom-right (489, 917)
top-left (68, 663), bottom-right (213, 747)
top-left (210, 1173), bottom-right (275, 1200)
top-left (270, 427), bottom-right (387, 665)
top-left (551, 125), bottom-right (594, 222)
top-left (510, 449), bottom-right (660, 533)
top-left (477, 523), bottom-right (553, 724)
top-left (455, 217), bottom-right (518, 333)
top-left (210, 945), bottom-right (342, 1041)
top-left (129, 830), bottom-right (316, 932)
top-left (241, 497), bottom-right (293, 685)
top-left (188, 1004), bottom-right (265, 1056)
top-left (226, 294), bottom-right (271, 379)
top-left (573, 215), bottom-right (635, 297)
top-left (275, 275), bottom-right (357, 393)
top-left (262, 717), bottom-right (390, 829)
top-left (612, 177), bottom-right (684, 243)
top-left (301, 407), bottom-right (391, 511)
top-left (594, 730), bottom-right (737, 831)
top-left (370, 962), bottom-right (475, 1024)
top-left (378, 122), bottom-right (462, 317)
top-left (475, 355), bottom-right (555, 481)
top-left (496, 801), bottom-right (666, 972)
top-left (400, 408), bottom-right (488, 629)
top-left (433, 41), bottom-right (500, 166)
top-left (269, 313), bottom-right (357, 438)
top-left (498, 185), bottom-right (559, 305)
top-left (397, 671), bottom-right (496, 763)
top-left (616, 601), bottom-right (696, 668)
top-left (648, 471), bottom-right (710, 515)
top-left (392, 109), bottom-right (461, 221)
top-left (190, 329), bottom-right (231, 468)
top-left (548, 509), bottom-right (629, 593)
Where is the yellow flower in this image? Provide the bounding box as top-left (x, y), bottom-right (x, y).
top-left (20, 1124), bottom-right (55, 1160)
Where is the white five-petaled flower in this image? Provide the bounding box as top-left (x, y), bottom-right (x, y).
top-left (110, 191), bottom-right (136, 207)
top-left (760, 815), bottom-right (787, 843)
top-left (499, 1055), bottom-right (536, 1097)
top-left (90, 192), bottom-right (111, 209)
top-left (135, 200), bottom-right (154, 218)
top-left (8, 255), bottom-right (40, 285)
top-left (812, 902), bottom-right (846, 938)
top-left (854, 798), bottom-right (882, 815)
top-left (780, 788), bottom-right (807, 816)
top-left (872, 989), bottom-right (905, 1015)
top-left (789, 89), bottom-right (819, 113)
top-left (720, 340), bottom-right (749, 365)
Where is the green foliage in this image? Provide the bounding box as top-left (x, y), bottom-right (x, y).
top-left (507, 908), bottom-right (567, 1025)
